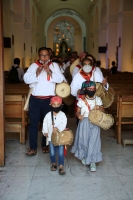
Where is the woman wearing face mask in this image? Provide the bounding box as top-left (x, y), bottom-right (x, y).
top-left (42, 96), bottom-right (67, 175)
top-left (70, 57), bottom-right (108, 98)
top-left (71, 81), bottom-right (104, 172)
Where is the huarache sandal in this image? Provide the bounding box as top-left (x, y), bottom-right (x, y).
top-left (59, 168), bottom-right (65, 175)
top-left (50, 164), bottom-right (57, 171)
top-left (42, 146), bottom-right (49, 153)
top-left (26, 149), bottom-right (37, 156)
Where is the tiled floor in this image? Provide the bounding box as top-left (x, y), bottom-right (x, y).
top-left (0, 118), bottom-right (133, 200)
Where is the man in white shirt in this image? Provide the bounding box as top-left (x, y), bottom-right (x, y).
top-left (24, 47), bottom-right (64, 156)
top-left (65, 51), bottom-right (78, 68)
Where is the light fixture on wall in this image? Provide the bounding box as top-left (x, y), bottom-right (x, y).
top-left (55, 43), bottom-right (59, 56)
top-left (54, 27), bottom-right (60, 35)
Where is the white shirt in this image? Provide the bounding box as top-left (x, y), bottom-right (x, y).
top-left (95, 67), bottom-right (104, 79)
top-left (23, 62), bottom-right (64, 96)
top-left (77, 96), bottom-right (103, 117)
top-left (70, 70), bottom-right (103, 98)
top-left (72, 63), bottom-right (82, 78)
top-left (59, 63), bottom-right (66, 74)
top-left (60, 67), bottom-right (65, 74)
top-left (66, 61), bottom-right (70, 67)
top-left (42, 111), bottom-right (67, 141)
top-left (62, 63), bottom-right (67, 71)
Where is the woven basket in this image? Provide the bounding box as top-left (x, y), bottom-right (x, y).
top-left (51, 130), bottom-right (74, 146)
top-left (88, 109), bottom-right (114, 130)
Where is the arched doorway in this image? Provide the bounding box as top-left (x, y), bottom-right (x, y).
top-left (53, 20), bottom-right (75, 57)
top-left (44, 9), bottom-right (86, 54)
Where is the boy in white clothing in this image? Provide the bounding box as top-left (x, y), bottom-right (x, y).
top-left (42, 96), bottom-right (67, 175)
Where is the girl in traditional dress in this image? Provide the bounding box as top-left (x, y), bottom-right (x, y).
top-left (71, 81), bottom-right (105, 172)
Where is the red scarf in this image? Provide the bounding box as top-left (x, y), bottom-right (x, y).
top-left (80, 70), bottom-right (92, 81)
top-left (84, 98), bottom-right (90, 111)
top-left (79, 66), bottom-right (94, 81)
top-left (35, 60), bottom-right (52, 81)
top-left (76, 64), bottom-right (82, 69)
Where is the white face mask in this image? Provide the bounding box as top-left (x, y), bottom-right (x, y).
top-left (82, 65), bottom-right (92, 73)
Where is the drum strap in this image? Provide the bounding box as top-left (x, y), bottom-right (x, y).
top-left (51, 111), bottom-right (54, 126)
top-left (84, 98), bottom-right (91, 111)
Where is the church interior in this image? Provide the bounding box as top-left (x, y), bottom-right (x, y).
top-left (0, 0), bottom-right (133, 199)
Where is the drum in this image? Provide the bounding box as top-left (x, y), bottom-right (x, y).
top-left (63, 95), bottom-right (75, 105)
top-left (101, 91), bottom-right (114, 108)
top-left (70, 58), bottom-right (80, 75)
top-left (95, 82), bottom-right (105, 98)
top-left (108, 87), bottom-right (115, 96)
top-left (95, 83), bottom-right (115, 108)
top-left (88, 109), bottom-right (114, 130)
top-left (51, 129), bottom-right (74, 146)
top-left (55, 82), bottom-right (71, 98)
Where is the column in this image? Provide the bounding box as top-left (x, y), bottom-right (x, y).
top-left (106, 19), bottom-right (118, 69)
top-left (24, 22), bottom-right (32, 67)
top-left (98, 25), bottom-right (107, 68)
top-left (14, 14), bottom-right (24, 67)
top-left (94, 29), bottom-right (99, 60)
top-left (118, 11), bottom-right (133, 72)
top-left (0, 0), bottom-right (5, 166)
